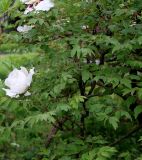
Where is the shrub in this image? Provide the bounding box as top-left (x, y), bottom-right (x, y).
top-left (1, 0), bottom-right (142, 159)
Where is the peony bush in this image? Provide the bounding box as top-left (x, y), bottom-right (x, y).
top-left (0, 0), bottom-right (142, 159)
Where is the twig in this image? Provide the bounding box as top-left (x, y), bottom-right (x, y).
top-left (45, 117), bottom-right (67, 148)
top-left (78, 74), bottom-right (87, 136)
top-left (78, 74), bottom-right (85, 96)
top-left (110, 124), bottom-right (142, 146)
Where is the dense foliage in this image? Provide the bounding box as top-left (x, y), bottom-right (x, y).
top-left (1, 0), bottom-right (142, 159)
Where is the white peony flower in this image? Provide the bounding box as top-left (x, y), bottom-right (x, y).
top-left (34, 0), bottom-right (54, 12)
top-left (17, 25), bottom-right (33, 33)
top-left (2, 67), bottom-right (35, 98)
top-left (23, 0), bottom-right (54, 14)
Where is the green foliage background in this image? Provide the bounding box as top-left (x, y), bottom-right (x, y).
top-left (1, 0), bottom-right (142, 159)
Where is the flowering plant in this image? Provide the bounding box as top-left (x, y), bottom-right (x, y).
top-left (0, 0), bottom-right (142, 159)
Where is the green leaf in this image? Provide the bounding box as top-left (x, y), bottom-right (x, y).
top-left (23, 111), bottom-right (56, 127)
top-left (70, 94), bottom-right (85, 109)
top-left (138, 36), bottom-right (142, 45)
top-left (109, 117), bottom-right (119, 130)
top-left (115, 110), bottom-right (132, 121)
top-left (97, 146), bottom-right (117, 159)
top-left (71, 45), bottom-right (81, 57)
top-left (138, 136), bottom-right (142, 142)
top-left (57, 103), bottom-right (71, 112)
top-left (137, 88), bottom-right (142, 99)
top-left (0, 113), bottom-right (5, 122)
top-left (121, 78), bottom-right (131, 89)
top-left (0, 0), bottom-right (12, 14)
top-left (82, 70), bottom-right (91, 82)
top-left (134, 105), bottom-right (142, 119)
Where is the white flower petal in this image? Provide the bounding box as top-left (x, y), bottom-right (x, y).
top-left (2, 88), bottom-right (18, 98)
top-left (15, 95), bottom-right (20, 98)
top-left (4, 78), bottom-right (12, 88)
top-left (26, 67), bottom-right (35, 86)
top-left (24, 91), bottom-right (31, 96)
top-left (20, 67), bottom-right (29, 76)
top-left (30, 67), bottom-right (35, 75)
top-left (4, 69), bottom-right (18, 87)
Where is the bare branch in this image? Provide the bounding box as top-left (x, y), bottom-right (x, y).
top-left (45, 117), bottom-right (67, 148)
